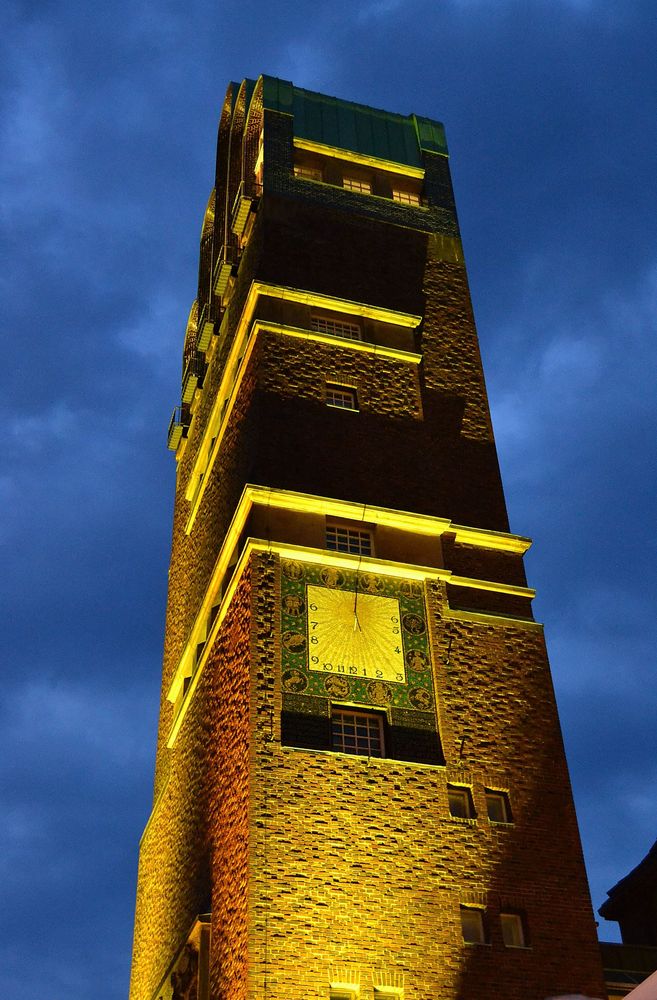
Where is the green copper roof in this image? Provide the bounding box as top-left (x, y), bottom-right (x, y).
top-left (261, 76), bottom-right (447, 163)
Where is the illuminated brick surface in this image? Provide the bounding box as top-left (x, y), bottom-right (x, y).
top-left (130, 76), bottom-right (605, 1000)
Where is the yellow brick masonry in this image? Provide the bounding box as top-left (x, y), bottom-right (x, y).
top-left (131, 568), bottom-right (254, 1000)
top-left (134, 547), bottom-right (604, 1000)
top-left (422, 257), bottom-right (494, 442)
top-left (242, 553), bottom-right (605, 1000)
top-left (258, 332), bottom-right (422, 421)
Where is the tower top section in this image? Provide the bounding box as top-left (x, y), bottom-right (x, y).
top-left (227, 74), bottom-right (448, 168)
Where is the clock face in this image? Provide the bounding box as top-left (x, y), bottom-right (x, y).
top-left (307, 585), bottom-right (406, 684)
top-left (279, 560), bottom-right (434, 713)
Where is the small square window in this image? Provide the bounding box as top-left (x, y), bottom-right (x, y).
top-left (343, 176), bottom-right (372, 195)
top-left (485, 790), bottom-right (512, 824)
top-left (500, 911), bottom-right (527, 948)
top-left (460, 906), bottom-right (486, 944)
top-left (326, 524), bottom-right (372, 556)
top-left (326, 384), bottom-right (358, 410)
top-left (332, 709), bottom-right (384, 758)
top-left (448, 785), bottom-right (475, 819)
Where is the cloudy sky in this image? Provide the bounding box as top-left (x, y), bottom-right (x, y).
top-left (2, 1), bottom-right (656, 997)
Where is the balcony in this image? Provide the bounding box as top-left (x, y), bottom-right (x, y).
top-left (230, 181), bottom-right (261, 238)
top-left (181, 354), bottom-right (206, 404)
top-left (196, 304), bottom-right (215, 352)
top-left (213, 244), bottom-right (237, 299)
top-left (167, 405), bottom-right (189, 451)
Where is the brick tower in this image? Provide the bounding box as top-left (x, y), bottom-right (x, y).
top-left (130, 77), bottom-right (605, 1000)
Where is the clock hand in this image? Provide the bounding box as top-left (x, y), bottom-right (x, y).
top-left (353, 589), bottom-right (362, 631)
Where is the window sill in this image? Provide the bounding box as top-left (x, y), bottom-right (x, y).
top-left (280, 744), bottom-right (444, 769)
top-left (448, 816), bottom-right (477, 825)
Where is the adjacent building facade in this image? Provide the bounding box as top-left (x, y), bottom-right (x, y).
top-left (599, 840), bottom-right (657, 996)
top-left (130, 76), bottom-right (606, 1000)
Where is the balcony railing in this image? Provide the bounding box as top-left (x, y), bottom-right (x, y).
top-left (167, 405), bottom-right (189, 451)
top-left (230, 181), bottom-right (262, 237)
top-left (181, 354), bottom-right (206, 404)
top-left (196, 303), bottom-right (215, 353)
top-left (213, 243), bottom-right (237, 299)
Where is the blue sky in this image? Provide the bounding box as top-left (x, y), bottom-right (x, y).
top-left (1, 1), bottom-right (656, 996)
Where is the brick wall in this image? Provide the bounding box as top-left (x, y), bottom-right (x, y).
top-left (131, 84), bottom-right (605, 1000)
top-left (243, 552), bottom-right (605, 1000)
top-left (132, 547), bottom-right (607, 1000)
top-left (131, 569), bottom-right (254, 1000)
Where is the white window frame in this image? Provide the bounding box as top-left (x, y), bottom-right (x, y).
top-left (325, 524), bottom-right (373, 556)
top-left (326, 384), bottom-right (358, 411)
top-left (500, 911), bottom-right (527, 948)
top-left (311, 315), bottom-right (362, 341)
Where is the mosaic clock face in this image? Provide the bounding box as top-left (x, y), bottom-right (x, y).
top-left (307, 585), bottom-right (406, 683)
top-left (280, 560), bottom-right (436, 713)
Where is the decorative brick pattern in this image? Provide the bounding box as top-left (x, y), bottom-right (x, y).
top-left (130, 78), bottom-right (606, 1000)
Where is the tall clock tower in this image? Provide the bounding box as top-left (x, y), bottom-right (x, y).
top-left (129, 77), bottom-right (605, 1000)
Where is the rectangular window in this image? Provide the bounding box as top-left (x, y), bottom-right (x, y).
top-left (343, 176), bottom-right (372, 194)
top-left (326, 524), bottom-right (372, 556)
top-left (500, 911), bottom-right (527, 948)
top-left (332, 709), bottom-right (384, 758)
top-left (460, 906), bottom-right (486, 944)
top-left (311, 315), bottom-right (362, 341)
top-left (485, 789), bottom-right (512, 824)
top-left (392, 189), bottom-right (421, 206)
top-left (294, 163), bottom-right (323, 182)
top-left (448, 785), bottom-right (476, 819)
top-left (326, 384), bottom-right (358, 410)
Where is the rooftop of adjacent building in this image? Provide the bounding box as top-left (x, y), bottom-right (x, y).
top-left (600, 838), bottom-right (657, 922)
top-left (229, 74), bottom-right (448, 166)
top-left (599, 839), bottom-right (657, 996)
